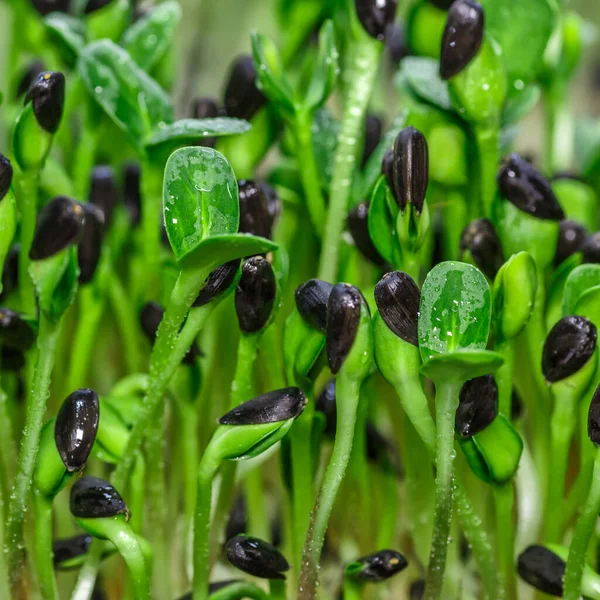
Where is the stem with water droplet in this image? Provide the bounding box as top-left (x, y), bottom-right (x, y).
top-left (424, 378), bottom-right (460, 600)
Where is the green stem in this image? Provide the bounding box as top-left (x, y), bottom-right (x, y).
top-left (107, 274), bottom-right (143, 375)
top-left (495, 337), bottom-right (515, 418)
top-left (16, 169), bottom-right (39, 314)
top-left (317, 38), bottom-right (381, 282)
top-left (140, 157), bottom-right (164, 300)
top-left (102, 518), bottom-right (151, 600)
top-left (563, 449), bottom-right (600, 600)
top-left (129, 454), bottom-right (146, 534)
top-left (544, 392), bottom-right (578, 543)
top-left (442, 188), bottom-right (468, 261)
top-left (269, 579), bottom-right (287, 600)
top-left (294, 111), bottom-right (326, 237)
top-left (33, 493), bottom-right (57, 600)
top-left (424, 379), bottom-right (460, 600)
top-left (0, 456), bottom-right (10, 600)
top-left (232, 333), bottom-right (260, 405)
top-left (562, 457), bottom-right (593, 534)
top-left (72, 118), bottom-right (97, 200)
top-left (342, 578), bottom-right (363, 600)
top-left (0, 386), bottom-right (16, 498)
top-left (474, 126), bottom-right (499, 218)
top-left (297, 374), bottom-right (362, 600)
top-left (193, 463), bottom-right (218, 600)
top-left (494, 482), bottom-right (516, 600)
top-left (66, 284), bottom-right (105, 392)
top-left (245, 466), bottom-right (269, 541)
top-left (6, 314), bottom-right (61, 592)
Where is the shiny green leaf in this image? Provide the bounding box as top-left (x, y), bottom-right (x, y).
top-left (419, 262), bottom-right (492, 363)
top-left (562, 264), bottom-right (600, 316)
top-left (420, 349), bottom-right (503, 382)
top-left (44, 13), bottom-right (86, 64)
top-left (398, 57), bottom-right (452, 112)
top-left (574, 286), bottom-right (600, 331)
top-left (502, 84), bottom-right (541, 125)
top-left (284, 309), bottom-right (326, 383)
top-left (0, 191), bottom-right (17, 295)
top-left (368, 178), bottom-right (402, 267)
top-left (121, 1), bottom-right (181, 72)
top-left (78, 40), bottom-right (173, 153)
top-left (304, 20), bottom-right (339, 111)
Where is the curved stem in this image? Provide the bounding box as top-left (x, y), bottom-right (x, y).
top-left (544, 393), bottom-right (578, 542)
top-left (563, 448), bottom-right (600, 600)
top-left (34, 493), bottom-right (57, 600)
top-left (494, 483), bottom-right (516, 600)
top-left (193, 463), bottom-right (218, 600)
top-left (294, 111), bottom-right (326, 238)
top-left (317, 38), bottom-right (381, 282)
top-left (424, 379), bottom-right (460, 600)
top-left (6, 314), bottom-right (61, 592)
top-left (298, 374), bottom-right (362, 600)
top-left (16, 169), bottom-right (39, 314)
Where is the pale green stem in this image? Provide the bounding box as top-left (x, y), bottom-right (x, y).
top-left (494, 482), bottom-right (516, 600)
top-left (475, 126), bottom-right (499, 218)
top-left (424, 380), bottom-right (461, 600)
top-left (33, 493), bottom-right (57, 600)
top-left (17, 169), bottom-right (38, 314)
top-left (317, 38), bottom-right (381, 282)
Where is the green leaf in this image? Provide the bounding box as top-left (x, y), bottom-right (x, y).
top-left (420, 349), bottom-right (503, 382)
top-left (574, 286), bottom-right (600, 331)
top-left (29, 247), bottom-right (79, 323)
top-left (553, 178), bottom-right (598, 231)
top-left (493, 251), bottom-right (537, 340)
top-left (251, 32), bottom-right (295, 116)
top-left (546, 254), bottom-right (581, 330)
top-left (480, 0), bottom-right (557, 83)
top-left (44, 12), bottom-right (86, 64)
top-left (145, 118), bottom-right (251, 162)
top-left (459, 414), bottom-right (523, 484)
top-left (78, 40), bottom-right (173, 153)
top-left (121, 1), bottom-right (181, 72)
top-left (502, 84), bottom-right (541, 125)
top-left (284, 310), bottom-right (326, 383)
top-left (398, 57), bottom-right (452, 112)
top-left (562, 264), bottom-right (600, 316)
top-left (368, 178), bottom-right (402, 267)
top-left (179, 233), bottom-right (279, 271)
top-left (418, 261), bottom-right (492, 363)
top-left (0, 191), bottom-right (17, 295)
top-left (163, 147), bottom-right (238, 262)
top-left (303, 20), bottom-right (339, 112)
top-left (85, 0), bottom-right (130, 42)
top-left (312, 107), bottom-right (339, 193)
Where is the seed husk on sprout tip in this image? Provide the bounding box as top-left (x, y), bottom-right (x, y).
top-left (193, 259), bottom-right (241, 307)
top-left (235, 257), bottom-right (277, 334)
top-left (53, 534), bottom-right (93, 568)
top-left (354, 0), bottom-right (398, 41)
top-left (0, 308), bottom-right (35, 351)
top-left (24, 71), bottom-right (65, 134)
top-left (223, 55), bottom-right (267, 121)
top-left (348, 201), bottom-right (385, 266)
top-left (517, 545), bottom-right (565, 596)
top-left (70, 476), bottom-right (129, 520)
top-left (392, 126), bottom-right (429, 214)
top-left (84, 0), bottom-right (114, 14)
top-left (326, 283), bottom-right (363, 374)
top-left (140, 302), bottom-right (202, 364)
top-left (89, 166), bottom-right (117, 227)
top-left (346, 549), bottom-right (408, 582)
top-left (219, 387), bottom-right (306, 425)
top-left (362, 114), bottom-right (383, 167)
top-left (16, 60), bottom-right (45, 98)
top-left (554, 220), bottom-right (587, 265)
top-left (374, 271), bottom-right (421, 346)
top-left (582, 232), bottom-right (600, 264)
top-left (460, 218), bottom-right (505, 280)
top-left (542, 316), bottom-right (597, 383)
top-left (456, 375), bottom-right (499, 437)
top-left (385, 22), bottom-right (408, 66)
top-left (78, 203), bottom-right (105, 284)
top-left (29, 196), bottom-right (86, 260)
top-left (238, 180), bottom-right (274, 239)
top-left (225, 535), bottom-right (290, 579)
top-left (55, 388), bottom-right (100, 472)
top-left (439, 0), bottom-right (485, 80)
top-left (31, 0), bottom-right (70, 16)
top-left (316, 379), bottom-right (337, 436)
top-left (587, 385), bottom-right (600, 445)
top-left (295, 279), bottom-right (334, 333)
top-left (497, 154), bottom-right (565, 220)
top-left (190, 97), bottom-right (220, 119)
top-left (0, 154), bottom-right (13, 202)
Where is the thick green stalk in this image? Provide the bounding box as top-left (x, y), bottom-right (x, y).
top-left (0, 472), bottom-right (10, 600)
top-left (129, 454), bottom-right (146, 534)
top-left (232, 333), bottom-right (260, 405)
top-left (33, 493), bottom-right (57, 600)
top-left (474, 126), bottom-right (499, 218)
top-left (193, 463), bottom-right (218, 600)
top-left (298, 375), bottom-right (362, 600)
top-left (294, 111), bottom-right (326, 238)
top-left (544, 395), bottom-right (578, 542)
top-left (269, 579), bottom-right (287, 600)
top-left (317, 38), bottom-right (381, 282)
top-left (6, 314), bottom-right (61, 591)
top-left (245, 466), bottom-right (269, 541)
top-left (494, 483), bottom-right (516, 600)
top-left (16, 169), bottom-right (39, 314)
top-left (342, 579), bottom-right (363, 600)
top-left (424, 380), bottom-right (461, 600)
top-left (495, 337), bottom-right (515, 418)
top-left (563, 449), bottom-right (600, 600)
